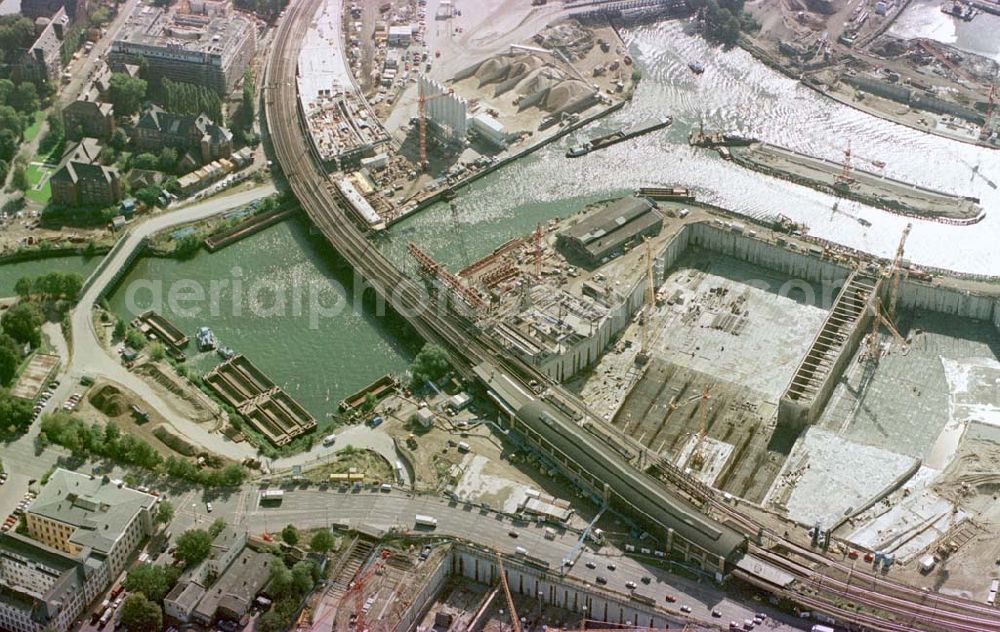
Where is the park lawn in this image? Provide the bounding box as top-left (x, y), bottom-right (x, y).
top-left (24, 164), bottom-right (52, 204)
top-left (22, 112), bottom-right (45, 143)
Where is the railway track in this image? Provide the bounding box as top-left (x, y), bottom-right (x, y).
top-left (263, 2), bottom-right (1000, 629)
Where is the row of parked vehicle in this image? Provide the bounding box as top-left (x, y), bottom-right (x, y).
top-left (2, 488), bottom-right (36, 532)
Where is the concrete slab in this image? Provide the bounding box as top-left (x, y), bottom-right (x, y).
top-left (766, 426), bottom-right (918, 529)
top-left (819, 310), bottom-right (1000, 464)
top-left (847, 466), bottom-right (965, 562)
top-left (651, 253), bottom-right (829, 402)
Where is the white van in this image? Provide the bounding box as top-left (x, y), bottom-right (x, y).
top-left (322, 434), bottom-right (337, 446)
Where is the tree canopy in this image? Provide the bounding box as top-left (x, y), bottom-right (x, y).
top-left (2, 302), bottom-right (43, 348)
top-left (409, 343), bottom-right (451, 388)
top-left (174, 529), bottom-right (212, 567)
top-left (124, 562), bottom-right (180, 603)
top-left (310, 529), bottom-right (334, 554)
top-left (119, 593), bottom-right (163, 632)
top-left (109, 73), bottom-right (148, 116)
top-left (280, 523), bottom-right (298, 546)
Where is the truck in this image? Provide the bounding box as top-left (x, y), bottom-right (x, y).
top-left (544, 527), bottom-right (556, 540)
top-left (415, 514), bottom-right (438, 528)
top-left (260, 489), bottom-right (284, 505)
top-left (810, 626), bottom-right (835, 632)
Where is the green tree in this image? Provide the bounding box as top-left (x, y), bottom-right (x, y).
top-left (112, 319), bottom-right (126, 341)
top-left (148, 341), bottom-right (166, 361)
top-left (267, 558), bottom-right (294, 599)
top-left (291, 560), bottom-right (315, 594)
top-left (280, 523), bottom-right (298, 546)
top-left (0, 128), bottom-right (18, 162)
top-left (0, 391), bottom-right (32, 434)
top-left (409, 343), bottom-right (451, 388)
top-left (119, 593), bottom-right (162, 632)
top-left (10, 82), bottom-right (38, 113)
top-left (10, 162), bottom-right (26, 191)
top-left (309, 529), bottom-right (334, 554)
top-left (13, 277), bottom-right (31, 299)
top-left (157, 147), bottom-right (177, 173)
top-left (124, 562), bottom-right (178, 603)
top-left (0, 344), bottom-right (17, 386)
top-left (174, 529), bottom-right (212, 567)
top-left (2, 302), bottom-right (42, 348)
top-left (109, 127), bottom-right (128, 151)
top-left (241, 69), bottom-right (254, 127)
top-left (208, 517), bottom-right (227, 537)
top-left (154, 499), bottom-right (174, 525)
top-left (125, 328), bottom-right (147, 350)
top-left (131, 152), bottom-right (158, 171)
top-left (108, 73), bottom-right (147, 116)
top-left (133, 185), bottom-right (161, 207)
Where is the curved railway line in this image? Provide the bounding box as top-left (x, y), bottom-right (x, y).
top-left (264, 2), bottom-right (1000, 629)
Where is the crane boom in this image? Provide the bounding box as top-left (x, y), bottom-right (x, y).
top-left (495, 550), bottom-right (522, 632)
top-left (887, 222), bottom-right (912, 322)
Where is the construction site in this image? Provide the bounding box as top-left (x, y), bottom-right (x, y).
top-left (744, 0), bottom-right (1000, 147)
top-left (299, 537), bottom-right (699, 632)
top-left (400, 188), bottom-right (1000, 599)
top-left (297, 0), bottom-right (637, 230)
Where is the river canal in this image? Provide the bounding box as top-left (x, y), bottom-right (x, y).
top-left (3, 20), bottom-right (999, 417)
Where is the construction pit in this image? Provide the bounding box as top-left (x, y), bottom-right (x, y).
top-left (431, 193), bottom-right (1000, 598)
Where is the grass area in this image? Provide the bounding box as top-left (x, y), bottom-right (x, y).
top-left (24, 164), bottom-right (52, 204)
top-left (305, 448), bottom-right (394, 484)
top-left (22, 112), bottom-right (45, 143)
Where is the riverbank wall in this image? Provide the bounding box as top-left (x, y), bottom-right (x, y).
top-left (0, 244), bottom-right (110, 266)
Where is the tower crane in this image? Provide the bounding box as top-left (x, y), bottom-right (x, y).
top-left (331, 548), bottom-right (391, 632)
top-left (866, 223), bottom-right (911, 362)
top-left (688, 386), bottom-right (712, 471)
top-left (495, 549), bottom-right (522, 632)
top-left (417, 79), bottom-right (456, 171)
top-left (635, 238), bottom-right (655, 366)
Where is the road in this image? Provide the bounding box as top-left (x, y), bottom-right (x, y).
top-left (168, 485), bottom-right (809, 631)
top-left (66, 184), bottom-right (276, 461)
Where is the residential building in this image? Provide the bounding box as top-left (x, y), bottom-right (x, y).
top-left (0, 470), bottom-right (158, 632)
top-left (132, 108), bottom-right (233, 164)
top-left (63, 100), bottom-right (115, 141)
top-left (191, 548), bottom-right (271, 624)
top-left (109, 1), bottom-right (256, 94)
top-left (164, 528), bottom-right (269, 626)
top-left (17, 9), bottom-right (67, 84)
top-left (0, 533), bottom-right (102, 632)
top-left (50, 162), bottom-right (123, 208)
top-left (58, 137), bottom-right (102, 166)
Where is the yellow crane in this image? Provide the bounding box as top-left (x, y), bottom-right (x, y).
top-left (635, 238), bottom-right (655, 366)
top-left (689, 386), bottom-right (712, 471)
top-left (867, 223), bottom-right (911, 361)
top-left (496, 550), bottom-right (522, 632)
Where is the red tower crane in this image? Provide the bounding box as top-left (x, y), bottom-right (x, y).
top-left (334, 549), bottom-right (392, 632)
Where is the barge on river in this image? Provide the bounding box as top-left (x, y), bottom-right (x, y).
top-left (566, 116), bottom-right (673, 158)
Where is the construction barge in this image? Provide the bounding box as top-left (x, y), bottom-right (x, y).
top-left (132, 310), bottom-right (189, 349)
top-left (205, 354), bottom-right (316, 447)
top-left (566, 115), bottom-right (673, 158)
top-left (338, 374), bottom-right (399, 412)
top-left (717, 141), bottom-right (984, 225)
top-left (638, 186), bottom-right (696, 203)
top-left (688, 128), bottom-right (755, 149)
